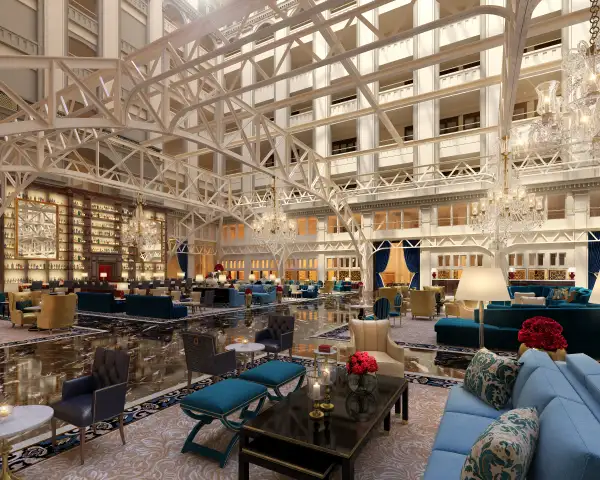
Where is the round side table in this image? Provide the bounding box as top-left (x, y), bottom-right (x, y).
top-left (0, 405), bottom-right (54, 479)
top-left (225, 342), bottom-right (266, 370)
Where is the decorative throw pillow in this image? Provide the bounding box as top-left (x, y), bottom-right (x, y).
top-left (464, 349), bottom-right (520, 409)
top-left (461, 407), bottom-right (539, 480)
top-left (15, 299), bottom-right (33, 312)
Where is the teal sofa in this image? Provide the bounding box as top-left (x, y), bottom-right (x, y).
top-left (76, 292), bottom-right (126, 313)
top-left (125, 294), bottom-right (188, 319)
top-left (301, 285), bottom-right (319, 298)
top-left (333, 281), bottom-right (352, 292)
top-left (435, 305), bottom-right (600, 357)
top-left (227, 288), bottom-right (245, 307)
top-left (424, 349), bottom-right (600, 479)
top-left (491, 286), bottom-right (592, 307)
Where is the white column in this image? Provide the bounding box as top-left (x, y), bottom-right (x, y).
top-left (274, 27), bottom-right (291, 164)
top-left (573, 191), bottom-right (589, 286)
top-left (317, 216), bottom-right (327, 281)
top-left (413, 0), bottom-right (438, 181)
top-left (313, 17), bottom-right (331, 175)
top-left (241, 42), bottom-right (255, 197)
top-left (420, 206), bottom-right (432, 287)
top-left (481, 0), bottom-right (504, 169)
top-left (213, 55), bottom-right (226, 177)
top-left (147, 0), bottom-right (165, 147)
top-left (357, 0), bottom-right (378, 179)
top-left (99, 0), bottom-right (120, 58)
top-left (43, 0), bottom-right (67, 92)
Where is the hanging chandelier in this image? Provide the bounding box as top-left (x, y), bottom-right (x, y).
top-left (251, 180), bottom-right (297, 256)
top-left (122, 195), bottom-right (161, 261)
top-left (470, 139), bottom-right (545, 248)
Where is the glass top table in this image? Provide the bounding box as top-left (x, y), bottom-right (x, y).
top-left (239, 374), bottom-right (408, 480)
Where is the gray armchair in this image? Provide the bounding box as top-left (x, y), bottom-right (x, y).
top-left (255, 315), bottom-right (295, 359)
top-left (182, 332), bottom-right (236, 388)
top-left (51, 347), bottom-right (130, 465)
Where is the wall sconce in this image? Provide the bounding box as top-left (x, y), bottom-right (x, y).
top-left (568, 267), bottom-right (576, 281)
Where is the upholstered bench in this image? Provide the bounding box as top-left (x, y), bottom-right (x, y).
top-left (239, 360), bottom-right (306, 401)
top-left (180, 378), bottom-right (267, 467)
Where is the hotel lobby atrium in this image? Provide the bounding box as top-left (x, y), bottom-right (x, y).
top-left (1, 0), bottom-right (600, 478)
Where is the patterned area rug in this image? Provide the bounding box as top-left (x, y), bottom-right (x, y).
top-left (312, 316), bottom-right (517, 358)
top-left (0, 322), bottom-right (106, 348)
top-left (11, 356), bottom-right (456, 477)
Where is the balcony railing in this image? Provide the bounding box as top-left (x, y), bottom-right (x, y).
top-left (439, 65), bottom-right (481, 89)
top-left (331, 98), bottom-right (357, 116)
top-left (379, 39), bottom-right (413, 65)
top-left (68, 2), bottom-right (99, 35)
top-left (0, 26), bottom-right (38, 55)
top-left (290, 109), bottom-right (314, 126)
top-left (290, 71), bottom-right (313, 93)
top-left (521, 41), bottom-right (562, 68)
top-left (439, 16), bottom-right (480, 47)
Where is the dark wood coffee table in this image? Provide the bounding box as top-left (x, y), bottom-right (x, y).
top-left (239, 375), bottom-right (408, 480)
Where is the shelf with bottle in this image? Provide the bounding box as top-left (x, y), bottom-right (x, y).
top-left (92, 232), bottom-right (119, 239)
top-left (91, 224), bottom-right (115, 231)
top-left (90, 214), bottom-right (118, 222)
top-left (3, 231), bottom-right (15, 240)
top-left (91, 247), bottom-right (119, 254)
top-left (90, 204), bottom-right (120, 214)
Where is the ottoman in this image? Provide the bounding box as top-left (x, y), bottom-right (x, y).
top-left (180, 378), bottom-right (267, 467)
top-left (239, 360), bottom-right (306, 401)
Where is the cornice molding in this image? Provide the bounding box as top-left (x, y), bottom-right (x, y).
top-left (0, 26), bottom-right (39, 55)
top-left (220, 0), bottom-right (298, 39)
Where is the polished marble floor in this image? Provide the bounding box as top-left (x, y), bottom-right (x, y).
top-left (0, 294), bottom-right (466, 416)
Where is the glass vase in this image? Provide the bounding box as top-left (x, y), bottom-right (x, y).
top-left (347, 373), bottom-right (377, 395)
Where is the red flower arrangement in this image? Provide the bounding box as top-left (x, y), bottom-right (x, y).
top-left (346, 351), bottom-right (379, 376)
top-left (276, 285), bottom-right (283, 292)
top-left (245, 288), bottom-right (252, 295)
top-left (214, 264), bottom-right (224, 272)
top-left (518, 316), bottom-right (568, 352)
top-left (358, 282), bottom-right (364, 287)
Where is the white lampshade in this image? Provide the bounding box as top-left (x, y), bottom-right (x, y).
top-left (431, 267), bottom-right (438, 274)
top-left (345, 277), bottom-right (351, 282)
top-left (455, 268), bottom-right (510, 302)
top-left (218, 274), bottom-right (227, 283)
top-left (122, 273), bottom-right (128, 280)
top-left (590, 281), bottom-right (600, 304)
top-left (568, 267), bottom-right (576, 274)
top-left (100, 272), bottom-right (107, 279)
top-left (508, 267), bottom-right (516, 273)
top-left (248, 274), bottom-right (256, 282)
top-left (177, 272), bottom-right (185, 279)
top-left (195, 274), bottom-right (204, 282)
top-left (82, 273), bottom-right (88, 278)
top-left (269, 274), bottom-right (276, 281)
top-left (275, 278), bottom-right (281, 285)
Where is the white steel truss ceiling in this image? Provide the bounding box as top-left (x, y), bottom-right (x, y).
top-left (0, 0), bottom-right (590, 281)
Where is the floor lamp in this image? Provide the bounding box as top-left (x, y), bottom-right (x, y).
top-left (454, 268), bottom-right (510, 349)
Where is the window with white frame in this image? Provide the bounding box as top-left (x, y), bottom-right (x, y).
top-left (327, 214), bottom-right (361, 233)
top-left (250, 259), bottom-right (276, 279)
top-left (436, 253), bottom-right (483, 279)
top-left (221, 223), bottom-right (244, 242)
top-left (510, 250), bottom-right (569, 281)
top-left (438, 202), bottom-right (468, 226)
top-left (547, 194), bottom-right (566, 220)
top-left (372, 208), bottom-right (419, 231)
top-left (326, 256), bottom-right (361, 281)
top-left (297, 216), bottom-right (318, 235)
top-left (285, 257), bottom-right (318, 281)
top-left (223, 260), bottom-right (245, 280)
top-left (590, 191), bottom-right (600, 217)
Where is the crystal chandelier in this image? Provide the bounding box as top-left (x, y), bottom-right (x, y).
top-left (122, 195), bottom-right (161, 261)
top-left (562, 0), bottom-right (600, 152)
top-left (470, 139), bottom-right (545, 248)
top-left (251, 180), bottom-right (297, 260)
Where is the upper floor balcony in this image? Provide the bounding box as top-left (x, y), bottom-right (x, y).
top-left (521, 41), bottom-right (562, 69)
top-left (379, 39), bottom-right (413, 66)
top-left (439, 133), bottom-right (481, 158)
top-left (378, 145), bottom-right (414, 168)
top-left (68, 1), bottom-right (98, 45)
top-left (439, 16), bottom-right (480, 48)
top-left (439, 65), bottom-right (480, 90)
top-left (331, 57), bottom-right (357, 81)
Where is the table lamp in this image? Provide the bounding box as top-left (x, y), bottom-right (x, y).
top-left (455, 268), bottom-right (510, 348)
top-left (100, 272), bottom-right (107, 280)
top-left (177, 272), bottom-right (185, 279)
top-left (195, 274), bottom-right (204, 282)
top-left (269, 274), bottom-right (276, 281)
top-left (275, 278), bottom-right (281, 285)
top-left (248, 273), bottom-right (256, 282)
top-left (218, 274), bottom-right (227, 284)
top-left (589, 280), bottom-right (600, 304)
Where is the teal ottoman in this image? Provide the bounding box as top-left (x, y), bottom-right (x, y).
top-left (239, 360), bottom-right (306, 401)
top-left (180, 378), bottom-right (267, 467)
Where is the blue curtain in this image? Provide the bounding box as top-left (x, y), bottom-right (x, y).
top-left (403, 240), bottom-right (420, 289)
top-left (177, 240), bottom-right (189, 279)
top-left (374, 240), bottom-right (391, 288)
top-left (589, 232), bottom-right (600, 289)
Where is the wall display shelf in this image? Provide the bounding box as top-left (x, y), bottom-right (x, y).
top-left (2, 185), bottom-right (169, 289)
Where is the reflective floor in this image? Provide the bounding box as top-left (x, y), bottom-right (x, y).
top-left (0, 294), bottom-right (467, 413)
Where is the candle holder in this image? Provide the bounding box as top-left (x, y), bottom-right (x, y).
top-left (320, 365), bottom-right (335, 413)
top-left (307, 370), bottom-right (324, 420)
top-left (0, 404), bottom-right (13, 422)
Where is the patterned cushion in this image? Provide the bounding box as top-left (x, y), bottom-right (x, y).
top-left (15, 299), bottom-right (32, 312)
top-left (464, 349), bottom-right (520, 409)
top-left (461, 407), bottom-right (539, 480)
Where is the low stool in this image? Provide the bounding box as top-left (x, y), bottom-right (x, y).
top-left (239, 360), bottom-right (306, 401)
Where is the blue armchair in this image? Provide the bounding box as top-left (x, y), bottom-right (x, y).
top-left (255, 315), bottom-right (295, 358)
top-left (51, 348), bottom-right (130, 464)
top-left (302, 285), bottom-right (319, 298)
top-left (228, 288), bottom-right (245, 307)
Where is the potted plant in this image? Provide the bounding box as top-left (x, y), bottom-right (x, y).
top-left (518, 316), bottom-right (568, 361)
top-left (245, 287), bottom-right (252, 308)
top-left (346, 351), bottom-right (378, 395)
top-left (276, 285), bottom-right (283, 304)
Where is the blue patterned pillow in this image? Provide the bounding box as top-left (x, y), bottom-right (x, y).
top-left (464, 349), bottom-right (520, 409)
top-left (461, 407), bottom-right (539, 480)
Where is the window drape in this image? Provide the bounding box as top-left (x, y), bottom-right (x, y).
top-left (588, 232), bottom-right (600, 289)
top-left (403, 240), bottom-right (420, 289)
top-left (374, 240), bottom-right (391, 288)
top-left (177, 240), bottom-right (189, 279)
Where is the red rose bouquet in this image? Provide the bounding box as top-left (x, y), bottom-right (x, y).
top-left (346, 351), bottom-right (378, 376)
top-left (276, 285), bottom-right (283, 292)
top-left (245, 288), bottom-right (252, 295)
top-left (518, 316), bottom-right (568, 352)
top-left (214, 264), bottom-right (224, 272)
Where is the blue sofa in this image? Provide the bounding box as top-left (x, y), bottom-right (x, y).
top-left (247, 284), bottom-right (276, 305)
top-left (227, 288), bottom-right (245, 307)
top-left (334, 281), bottom-right (352, 292)
top-left (424, 349), bottom-right (600, 479)
top-left (76, 292), bottom-right (126, 313)
top-left (436, 305), bottom-right (600, 357)
top-left (125, 294), bottom-right (188, 319)
top-left (301, 285), bottom-right (319, 298)
top-left (492, 286), bottom-right (593, 307)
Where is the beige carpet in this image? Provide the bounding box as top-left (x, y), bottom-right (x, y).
top-left (19, 383), bottom-right (448, 479)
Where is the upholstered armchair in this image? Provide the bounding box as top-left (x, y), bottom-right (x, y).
top-left (410, 290), bottom-right (436, 320)
top-left (377, 287), bottom-right (397, 306)
top-left (321, 281), bottom-right (334, 294)
top-left (343, 319), bottom-right (404, 377)
top-left (37, 293), bottom-right (77, 331)
top-left (457, 300), bottom-right (478, 320)
top-left (182, 332), bottom-right (236, 387)
top-left (8, 291), bottom-right (42, 327)
top-left (170, 290), bottom-right (182, 301)
top-left (51, 347), bottom-right (130, 465)
top-left (255, 315), bottom-right (295, 359)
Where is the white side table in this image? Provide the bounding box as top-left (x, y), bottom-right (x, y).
top-left (0, 405), bottom-right (53, 479)
top-left (225, 342), bottom-right (266, 370)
